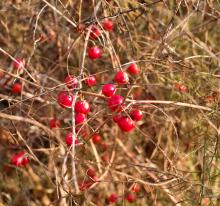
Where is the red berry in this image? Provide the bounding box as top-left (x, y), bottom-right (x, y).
top-left (112, 114), bottom-right (122, 123)
top-left (174, 83), bottom-right (188, 93)
top-left (108, 95), bottom-right (124, 111)
top-left (65, 132), bottom-right (79, 146)
top-left (49, 118), bottom-right (61, 129)
top-left (131, 183), bottom-right (141, 193)
top-left (179, 85), bottom-right (188, 93)
top-left (64, 75), bottom-right (77, 89)
top-left (75, 100), bottom-right (90, 114)
top-left (87, 167), bottom-right (96, 178)
top-left (127, 63), bottom-right (139, 75)
top-left (114, 71), bottom-right (129, 85)
top-left (86, 75), bottom-right (96, 87)
top-left (102, 19), bottom-right (113, 31)
top-left (75, 113), bottom-right (87, 125)
top-left (88, 46), bottom-right (102, 60)
top-left (57, 91), bottom-right (74, 108)
top-left (102, 84), bottom-right (116, 97)
top-left (109, 193), bottom-right (118, 204)
top-left (125, 193), bottom-right (136, 203)
top-left (101, 153), bottom-right (110, 163)
top-left (90, 25), bottom-right (101, 39)
top-left (92, 134), bottom-right (102, 144)
top-left (11, 151), bottom-right (29, 167)
top-left (130, 109), bottom-right (143, 121)
top-left (13, 58), bottom-right (25, 70)
top-left (117, 117), bottom-right (134, 132)
top-left (12, 83), bottom-right (22, 94)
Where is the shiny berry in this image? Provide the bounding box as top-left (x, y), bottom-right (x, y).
top-left (49, 118), bottom-right (61, 129)
top-left (13, 58), bottom-right (25, 70)
top-left (75, 100), bottom-right (90, 114)
top-left (117, 117), bottom-right (134, 132)
top-left (131, 183), bottom-right (141, 193)
top-left (88, 46), bottom-right (102, 60)
top-left (102, 19), bottom-right (113, 31)
top-left (57, 91), bottom-right (74, 108)
top-left (64, 75), bottom-right (77, 89)
top-left (112, 114), bottom-right (122, 123)
top-left (86, 75), bottom-right (96, 87)
top-left (125, 193), bottom-right (136, 203)
top-left (90, 25), bottom-right (101, 39)
top-left (108, 95), bottom-right (124, 111)
top-left (109, 193), bottom-right (118, 204)
top-left (12, 83), bottom-right (22, 94)
top-left (75, 113), bottom-right (87, 125)
top-left (11, 151), bottom-right (29, 167)
top-left (114, 71), bottom-right (129, 85)
top-left (127, 63), bottom-right (139, 75)
top-left (92, 134), bottom-right (102, 144)
top-left (65, 132), bottom-right (79, 146)
top-left (87, 167), bottom-right (96, 178)
top-left (130, 109), bottom-right (143, 121)
top-left (102, 84), bottom-right (116, 97)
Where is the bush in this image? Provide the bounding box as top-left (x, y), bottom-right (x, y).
top-left (0, 0), bottom-right (220, 205)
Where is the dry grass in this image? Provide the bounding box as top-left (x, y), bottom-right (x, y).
top-left (0, 0), bottom-right (220, 205)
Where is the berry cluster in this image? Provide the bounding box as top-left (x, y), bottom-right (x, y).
top-left (8, 8), bottom-right (143, 206)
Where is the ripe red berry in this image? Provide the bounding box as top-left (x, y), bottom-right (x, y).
top-left (108, 95), bottom-right (124, 112)
top-left (57, 91), bottom-right (74, 108)
top-left (65, 132), bottom-right (79, 146)
top-left (11, 151), bottom-right (29, 167)
top-left (86, 75), bottom-right (96, 87)
top-left (117, 117), bottom-right (134, 132)
top-left (131, 183), bottom-right (141, 193)
top-left (130, 109), bottom-right (143, 121)
top-left (75, 100), bottom-right (90, 114)
top-left (90, 25), bottom-right (101, 39)
top-left (87, 167), bottom-right (96, 178)
top-left (125, 193), bottom-right (136, 203)
top-left (102, 84), bottom-right (116, 97)
top-left (102, 19), bottom-right (113, 31)
top-left (64, 75), bottom-right (77, 89)
top-left (13, 58), bottom-right (25, 70)
top-left (75, 113), bottom-right (87, 125)
top-left (92, 134), bottom-right (102, 144)
top-left (88, 46), bottom-right (102, 59)
top-left (127, 63), bottom-right (139, 75)
top-left (49, 118), bottom-right (61, 129)
top-left (109, 193), bottom-right (118, 204)
top-left (112, 114), bottom-right (122, 123)
top-left (114, 71), bottom-right (129, 85)
top-left (12, 83), bottom-right (22, 94)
